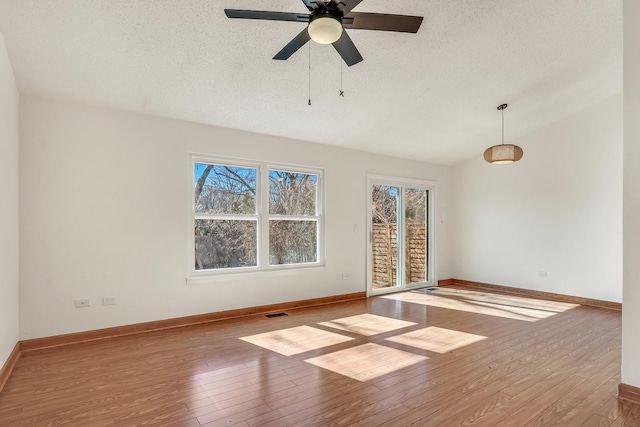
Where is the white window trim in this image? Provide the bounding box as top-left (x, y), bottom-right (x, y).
top-left (187, 154), bottom-right (325, 284)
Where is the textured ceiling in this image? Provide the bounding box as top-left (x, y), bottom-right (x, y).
top-left (0, 0), bottom-right (622, 165)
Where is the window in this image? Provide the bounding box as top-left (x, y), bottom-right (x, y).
top-left (269, 170), bottom-right (318, 265)
top-left (192, 157), bottom-right (323, 274)
top-left (194, 164), bottom-right (258, 270)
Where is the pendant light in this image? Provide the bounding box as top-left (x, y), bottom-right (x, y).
top-left (483, 104), bottom-right (523, 164)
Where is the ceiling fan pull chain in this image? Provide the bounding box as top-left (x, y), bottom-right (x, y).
top-left (308, 42), bottom-right (312, 106)
top-left (339, 37), bottom-right (345, 97)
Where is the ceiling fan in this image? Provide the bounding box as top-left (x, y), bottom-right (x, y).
top-left (225, 0), bottom-right (423, 67)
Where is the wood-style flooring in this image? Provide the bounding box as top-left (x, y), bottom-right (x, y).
top-left (1, 287), bottom-right (638, 426)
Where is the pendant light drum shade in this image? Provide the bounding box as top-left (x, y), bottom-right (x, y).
top-left (484, 103), bottom-right (523, 164)
top-left (483, 144), bottom-right (523, 164)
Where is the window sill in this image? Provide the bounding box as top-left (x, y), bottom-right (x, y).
top-left (186, 263), bottom-right (327, 286)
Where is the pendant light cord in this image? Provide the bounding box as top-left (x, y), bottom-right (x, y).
top-left (501, 107), bottom-right (504, 145)
top-left (497, 104), bottom-right (508, 145)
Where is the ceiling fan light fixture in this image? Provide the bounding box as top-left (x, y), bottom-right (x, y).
top-left (484, 103), bottom-right (523, 164)
top-left (308, 14), bottom-right (342, 44)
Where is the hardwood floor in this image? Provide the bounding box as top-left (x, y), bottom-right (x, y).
top-left (0, 287), bottom-right (638, 426)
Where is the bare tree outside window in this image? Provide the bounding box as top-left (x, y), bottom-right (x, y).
top-left (195, 219), bottom-right (257, 269)
top-left (194, 164), bottom-right (257, 269)
top-left (193, 163), bottom-right (320, 271)
top-left (195, 164), bottom-right (256, 215)
top-left (372, 185), bottom-right (398, 225)
top-left (269, 170), bottom-right (318, 265)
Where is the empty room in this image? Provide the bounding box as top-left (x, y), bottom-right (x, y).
top-left (1, 0), bottom-right (639, 426)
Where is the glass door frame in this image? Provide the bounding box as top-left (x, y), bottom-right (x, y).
top-left (366, 174), bottom-right (436, 296)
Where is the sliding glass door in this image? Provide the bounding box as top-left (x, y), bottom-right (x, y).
top-left (371, 184), bottom-right (401, 290)
top-left (404, 187), bottom-right (428, 286)
top-left (368, 177), bottom-right (435, 295)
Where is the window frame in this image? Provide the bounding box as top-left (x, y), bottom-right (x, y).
top-left (189, 154), bottom-right (325, 280)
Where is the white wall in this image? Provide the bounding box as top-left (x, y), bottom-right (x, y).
top-left (622, 0), bottom-right (640, 389)
top-left (452, 94), bottom-right (622, 303)
top-left (18, 95), bottom-right (452, 340)
top-left (0, 33), bottom-right (20, 365)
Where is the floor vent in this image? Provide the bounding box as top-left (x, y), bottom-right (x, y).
top-left (425, 287), bottom-right (438, 291)
top-left (265, 312), bottom-right (288, 318)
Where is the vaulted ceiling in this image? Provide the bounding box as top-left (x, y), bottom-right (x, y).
top-left (0, 0), bottom-right (622, 165)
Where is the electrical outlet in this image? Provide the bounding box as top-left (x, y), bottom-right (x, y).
top-left (102, 297), bottom-right (117, 306)
top-left (74, 298), bottom-right (90, 308)
top-left (342, 273), bottom-right (349, 280)
top-left (538, 271), bottom-right (548, 278)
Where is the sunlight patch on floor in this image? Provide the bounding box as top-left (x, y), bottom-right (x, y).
top-left (240, 325), bottom-right (354, 356)
top-left (380, 290), bottom-right (577, 322)
top-left (385, 326), bottom-right (487, 353)
top-left (434, 288), bottom-right (578, 312)
top-left (318, 313), bottom-right (416, 336)
top-left (304, 343), bottom-right (427, 382)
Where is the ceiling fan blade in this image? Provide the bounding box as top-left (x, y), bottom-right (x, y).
top-left (327, 0), bottom-right (343, 11)
top-left (313, 1), bottom-right (328, 11)
top-left (342, 12), bottom-right (423, 33)
top-left (300, 0), bottom-right (317, 11)
top-left (340, 0), bottom-right (363, 15)
top-left (332, 31), bottom-right (363, 66)
top-left (273, 28), bottom-right (312, 60)
top-left (225, 9), bottom-right (309, 23)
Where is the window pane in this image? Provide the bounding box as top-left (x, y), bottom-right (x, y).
top-left (405, 188), bottom-right (428, 284)
top-left (371, 185), bottom-right (400, 289)
top-left (195, 164), bottom-right (256, 214)
top-left (195, 219), bottom-right (257, 269)
top-left (372, 185), bottom-right (398, 225)
top-left (269, 220), bottom-right (317, 265)
top-left (269, 170), bottom-right (317, 216)
top-left (405, 188), bottom-right (427, 224)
